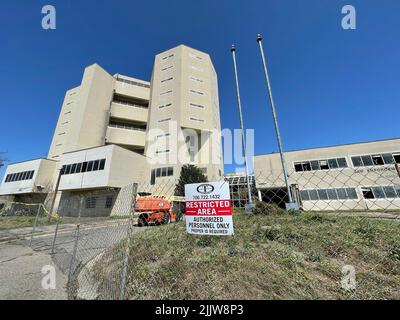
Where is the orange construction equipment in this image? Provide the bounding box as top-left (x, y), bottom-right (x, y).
top-left (135, 194), bottom-right (176, 226)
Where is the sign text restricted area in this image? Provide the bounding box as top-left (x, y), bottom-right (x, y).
top-left (184, 181), bottom-right (234, 236)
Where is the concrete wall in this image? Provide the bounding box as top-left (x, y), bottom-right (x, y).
top-left (0, 159), bottom-right (57, 196)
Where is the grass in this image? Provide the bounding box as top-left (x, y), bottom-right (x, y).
top-left (0, 216), bottom-right (60, 230)
top-left (95, 211), bottom-right (400, 300)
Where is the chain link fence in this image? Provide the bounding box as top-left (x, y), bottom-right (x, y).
top-left (1, 165), bottom-right (399, 299)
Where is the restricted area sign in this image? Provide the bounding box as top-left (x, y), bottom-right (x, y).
top-left (184, 181), bottom-right (234, 236)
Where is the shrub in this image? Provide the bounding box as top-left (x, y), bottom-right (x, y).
top-left (253, 201), bottom-right (285, 216)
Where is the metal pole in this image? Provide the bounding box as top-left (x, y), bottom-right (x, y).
top-left (68, 195), bottom-right (83, 284)
top-left (395, 163), bottom-right (400, 178)
top-left (256, 34), bottom-right (293, 204)
top-left (230, 45), bottom-right (254, 211)
top-left (29, 204), bottom-right (42, 246)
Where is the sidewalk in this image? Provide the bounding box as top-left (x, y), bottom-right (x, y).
top-left (0, 217), bottom-right (132, 243)
top-left (0, 241), bottom-right (68, 300)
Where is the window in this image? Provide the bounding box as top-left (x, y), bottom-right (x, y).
top-left (158, 118), bottom-right (171, 123)
top-left (87, 161), bottom-right (94, 172)
top-left (115, 77), bottom-right (150, 88)
top-left (351, 156), bottom-right (363, 167)
top-left (190, 103), bottom-right (205, 109)
top-left (310, 161), bottom-right (320, 171)
top-left (162, 53), bottom-right (174, 60)
top-left (152, 167), bottom-right (174, 180)
top-left (382, 153), bottom-right (395, 164)
top-left (383, 186), bottom-right (397, 198)
top-left (161, 77), bottom-right (173, 83)
top-left (160, 90), bottom-right (172, 96)
top-left (301, 188), bottom-right (358, 201)
top-left (105, 196), bottom-right (113, 209)
top-left (319, 160), bottom-right (329, 170)
top-left (371, 186), bottom-right (385, 199)
top-left (337, 158), bottom-right (348, 168)
top-left (189, 89), bottom-right (204, 95)
top-left (156, 149), bottom-right (170, 154)
top-left (99, 159), bottom-right (106, 170)
top-left (394, 153), bottom-right (400, 164)
top-left (372, 155), bottom-right (384, 166)
top-left (189, 53), bottom-right (203, 60)
top-left (189, 76), bottom-right (204, 83)
top-left (70, 164), bottom-right (77, 174)
top-left (93, 160), bottom-right (100, 171)
top-left (85, 197), bottom-right (97, 209)
top-left (159, 103), bottom-right (172, 109)
top-left (5, 170), bottom-right (36, 183)
top-left (161, 65), bottom-right (173, 71)
top-left (362, 185), bottom-right (400, 199)
top-left (328, 159), bottom-right (339, 169)
top-left (60, 159), bottom-right (106, 175)
top-left (189, 117), bottom-right (204, 123)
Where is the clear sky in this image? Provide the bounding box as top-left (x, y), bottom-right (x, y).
top-left (0, 0), bottom-right (399, 177)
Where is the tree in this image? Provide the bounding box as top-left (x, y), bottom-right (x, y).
top-left (174, 164), bottom-right (208, 196)
top-left (174, 164), bottom-right (208, 221)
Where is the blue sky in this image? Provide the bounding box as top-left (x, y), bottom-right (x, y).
top-left (0, 0), bottom-right (399, 177)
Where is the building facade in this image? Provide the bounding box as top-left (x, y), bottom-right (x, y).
top-left (0, 45), bottom-right (224, 216)
top-left (254, 138), bottom-right (400, 211)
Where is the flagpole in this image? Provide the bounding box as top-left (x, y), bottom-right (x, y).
top-left (231, 44), bottom-right (254, 212)
top-left (256, 34), bottom-right (294, 205)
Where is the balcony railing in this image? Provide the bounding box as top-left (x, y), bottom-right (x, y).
top-left (112, 99), bottom-right (148, 109)
top-left (108, 123), bottom-right (146, 132)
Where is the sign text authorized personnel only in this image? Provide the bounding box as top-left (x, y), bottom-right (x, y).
top-left (184, 181), bottom-right (234, 236)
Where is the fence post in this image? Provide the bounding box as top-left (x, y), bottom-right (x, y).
top-left (68, 195), bottom-right (84, 285)
top-left (29, 204), bottom-right (42, 246)
top-left (395, 163), bottom-right (400, 178)
top-left (119, 183), bottom-right (138, 300)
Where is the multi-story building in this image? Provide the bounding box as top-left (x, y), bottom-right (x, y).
top-left (254, 138), bottom-right (400, 211)
top-left (0, 45), bottom-right (224, 216)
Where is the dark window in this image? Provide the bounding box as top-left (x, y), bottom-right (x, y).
top-left (372, 155), bottom-right (384, 166)
top-left (308, 190), bottom-right (319, 201)
top-left (383, 186), bottom-right (397, 198)
top-left (337, 158), bottom-right (348, 168)
top-left (327, 189), bottom-right (338, 200)
top-left (337, 188), bottom-right (347, 200)
top-left (394, 153), bottom-right (400, 164)
top-left (310, 161), bottom-right (320, 171)
top-left (99, 159), bottom-right (106, 170)
top-left (161, 167), bottom-right (167, 177)
top-left (351, 156), bottom-right (363, 167)
top-left (328, 159), bottom-right (339, 169)
top-left (319, 160), bottom-right (329, 170)
top-left (371, 186), bottom-right (385, 199)
top-left (302, 162), bottom-right (312, 171)
top-left (85, 197), bottom-right (97, 209)
top-left (317, 189), bottom-right (329, 200)
top-left (382, 153), bottom-right (395, 165)
top-left (21, 172), bottom-right (27, 180)
top-left (71, 164), bottom-right (77, 174)
top-left (5, 174), bottom-right (10, 182)
top-left (87, 161), bottom-right (94, 172)
top-left (150, 169), bottom-right (156, 185)
top-left (361, 155), bottom-right (373, 166)
top-left (82, 162), bottom-right (88, 172)
top-left (65, 165), bottom-right (72, 175)
top-left (167, 167), bottom-right (173, 176)
top-left (61, 166), bottom-right (66, 175)
top-left (156, 168), bottom-right (161, 177)
top-left (76, 163), bottom-right (82, 173)
top-left (294, 163), bottom-right (303, 172)
top-left (29, 171), bottom-right (34, 179)
top-left (300, 190), bottom-right (310, 201)
top-left (105, 196), bottom-right (113, 208)
top-left (362, 188), bottom-right (374, 199)
top-left (346, 188), bottom-right (358, 199)
top-left (93, 160), bottom-right (100, 171)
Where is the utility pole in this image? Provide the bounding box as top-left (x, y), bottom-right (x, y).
top-left (231, 44), bottom-right (254, 213)
top-left (256, 34), bottom-right (297, 209)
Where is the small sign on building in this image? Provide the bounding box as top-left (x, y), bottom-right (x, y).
top-left (184, 181), bottom-right (234, 236)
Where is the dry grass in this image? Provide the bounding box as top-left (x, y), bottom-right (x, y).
top-left (97, 211), bottom-right (400, 300)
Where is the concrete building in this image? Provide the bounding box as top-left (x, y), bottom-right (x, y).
top-left (254, 138), bottom-right (400, 211)
top-left (0, 45), bottom-right (224, 216)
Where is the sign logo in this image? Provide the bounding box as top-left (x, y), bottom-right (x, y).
top-left (197, 184), bottom-right (214, 194)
